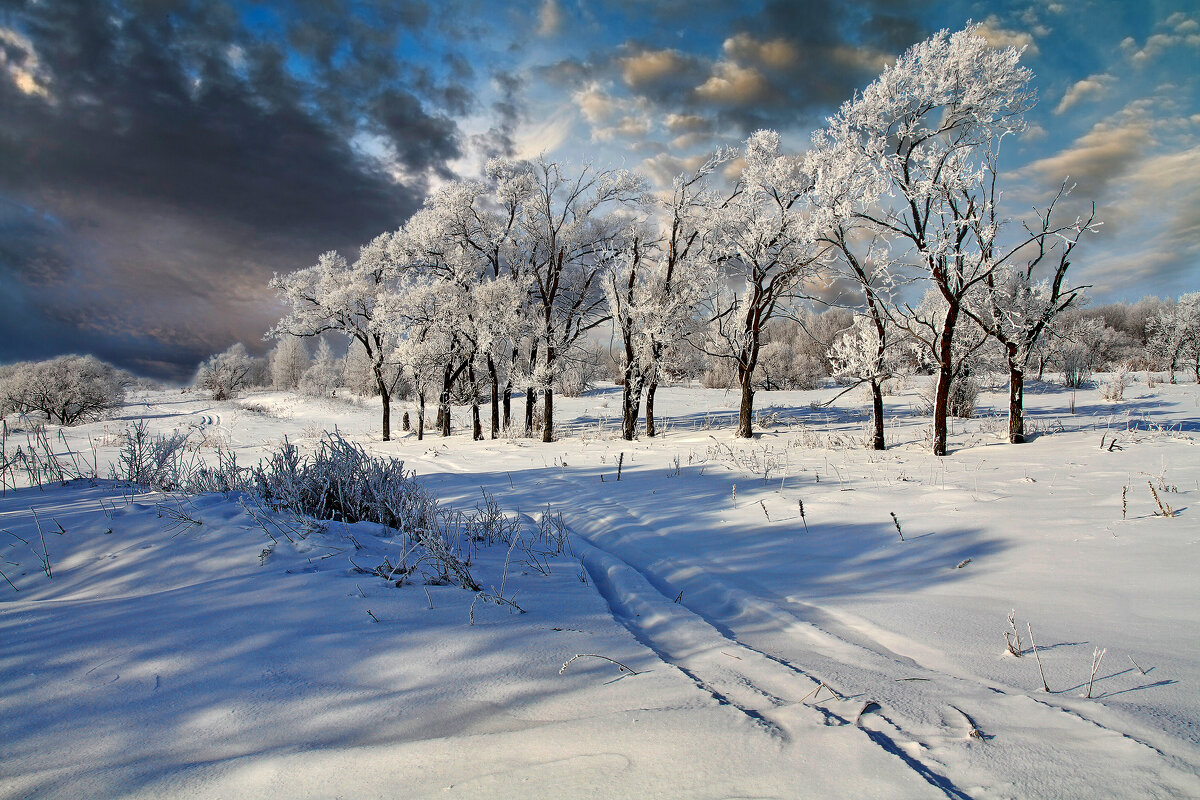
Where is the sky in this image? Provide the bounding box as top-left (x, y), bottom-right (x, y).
top-left (1, 0), bottom-right (1197, 381)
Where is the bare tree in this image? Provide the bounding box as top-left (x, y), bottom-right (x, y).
top-left (697, 130), bottom-right (827, 438)
top-left (270, 242), bottom-right (406, 440)
top-left (819, 25), bottom-right (1037, 454)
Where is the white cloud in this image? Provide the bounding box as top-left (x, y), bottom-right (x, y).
top-left (0, 27), bottom-right (53, 101)
top-left (513, 111), bottom-right (573, 159)
top-left (536, 0), bottom-right (563, 37)
top-left (1121, 13), bottom-right (1200, 65)
top-left (722, 33), bottom-right (798, 70)
top-left (695, 61), bottom-right (768, 104)
top-left (1055, 73), bottom-right (1114, 115)
top-left (975, 16), bottom-right (1040, 56)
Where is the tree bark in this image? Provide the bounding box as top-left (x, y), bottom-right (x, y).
top-left (468, 362), bottom-right (483, 441)
top-left (1008, 362), bottom-right (1025, 444)
top-left (542, 344), bottom-right (556, 442)
top-left (621, 368), bottom-right (643, 441)
top-left (542, 387), bottom-right (555, 442)
top-left (645, 380), bottom-right (658, 437)
top-left (487, 354), bottom-right (500, 439)
top-left (737, 370), bottom-right (755, 438)
top-left (870, 378), bottom-right (885, 450)
top-left (416, 391), bottom-right (426, 441)
top-left (374, 366), bottom-right (391, 442)
top-left (439, 362), bottom-right (452, 437)
top-left (930, 300), bottom-right (960, 457)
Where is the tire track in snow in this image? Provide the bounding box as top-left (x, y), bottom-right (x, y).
top-left (543, 473), bottom-right (1200, 799)
top-left (560, 489), bottom-right (969, 799)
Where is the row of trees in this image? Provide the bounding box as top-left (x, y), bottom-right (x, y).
top-left (270, 26), bottom-right (1110, 454)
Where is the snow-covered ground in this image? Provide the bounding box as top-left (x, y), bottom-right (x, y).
top-left (2, 375), bottom-right (1199, 798)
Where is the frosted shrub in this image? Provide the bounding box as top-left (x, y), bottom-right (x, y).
top-left (0, 355), bottom-right (129, 426)
top-left (195, 343), bottom-right (261, 400)
top-left (948, 373), bottom-right (979, 419)
top-left (1102, 363), bottom-right (1132, 401)
top-left (250, 433), bottom-right (481, 589)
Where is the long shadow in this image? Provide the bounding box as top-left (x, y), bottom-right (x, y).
top-left (409, 461), bottom-right (1007, 605)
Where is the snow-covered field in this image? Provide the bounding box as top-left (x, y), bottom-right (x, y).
top-left (2, 376), bottom-right (1199, 799)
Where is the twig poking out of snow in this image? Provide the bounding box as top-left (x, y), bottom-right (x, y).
top-left (799, 681), bottom-right (844, 704)
top-left (1028, 623), bottom-right (1050, 692)
top-left (1005, 610), bottom-right (1023, 657)
top-left (1148, 482), bottom-right (1175, 517)
top-left (1086, 647), bottom-right (1107, 698)
top-left (1128, 655), bottom-right (1147, 676)
top-left (890, 511), bottom-right (904, 542)
top-left (559, 653), bottom-right (639, 676)
top-left (949, 704), bottom-right (985, 740)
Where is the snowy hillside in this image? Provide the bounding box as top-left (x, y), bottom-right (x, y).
top-left (2, 376), bottom-right (1198, 798)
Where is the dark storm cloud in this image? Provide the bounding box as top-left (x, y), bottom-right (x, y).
top-left (0, 0), bottom-right (475, 380)
top-left (546, 0), bottom-right (934, 143)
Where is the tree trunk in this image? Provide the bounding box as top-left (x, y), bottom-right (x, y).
top-left (377, 374), bottom-right (391, 442)
top-left (931, 303), bottom-right (958, 456)
top-left (870, 378), bottom-right (885, 450)
top-left (524, 344), bottom-right (538, 438)
top-left (468, 363), bottom-right (483, 441)
top-left (1008, 362), bottom-right (1025, 444)
top-left (439, 362), bottom-right (452, 437)
top-left (542, 344), bottom-right (556, 442)
top-left (416, 391), bottom-right (425, 441)
top-left (621, 368), bottom-right (642, 441)
top-left (502, 385), bottom-right (512, 431)
top-left (645, 380), bottom-right (658, 437)
top-left (736, 369), bottom-right (754, 438)
top-left (487, 354), bottom-right (500, 439)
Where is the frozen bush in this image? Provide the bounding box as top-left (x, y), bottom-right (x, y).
top-left (195, 343), bottom-right (262, 400)
top-left (268, 337), bottom-right (310, 390)
top-left (0, 355), bottom-right (129, 425)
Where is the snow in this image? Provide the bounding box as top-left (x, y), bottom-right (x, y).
top-left (2, 375), bottom-right (1199, 798)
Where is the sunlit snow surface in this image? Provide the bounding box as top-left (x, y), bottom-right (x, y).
top-left (2, 376), bottom-right (1199, 798)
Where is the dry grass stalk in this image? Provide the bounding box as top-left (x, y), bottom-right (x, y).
top-left (1148, 482), bottom-right (1175, 517)
top-left (1028, 623), bottom-right (1050, 692)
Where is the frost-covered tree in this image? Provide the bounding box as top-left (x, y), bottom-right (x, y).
top-left (817, 25), bottom-right (1096, 454)
top-left (510, 157), bottom-right (646, 441)
top-left (195, 343), bottom-right (259, 400)
top-left (299, 339), bottom-right (342, 397)
top-left (697, 130), bottom-right (827, 438)
top-left (341, 341), bottom-right (378, 396)
top-left (962, 190), bottom-right (1097, 441)
top-left (604, 152), bottom-right (728, 440)
top-left (827, 314), bottom-right (908, 443)
top-left (268, 336), bottom-right (310, 391)
top-left (1146, 293), bottom-right (1200, 383)
top-left (270, 241), bottom-right (405, 440)
top-left (0, 355), bottom-right (129, 425)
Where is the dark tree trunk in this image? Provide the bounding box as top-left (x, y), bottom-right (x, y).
top-left (468, 363), bottom-right (483, 441)
top-left (931, 302), bottom-right (959, 457)
top-left (416, 391), bottom-right (426, 441)
top-left (870, 378), bottom-right (885, 450)
top-left (502, 385), bottom-right (512, 431)
top-left (439, 362), bottom-right (452, 437)
top-left (542, 387), bottom-right (554, 442)
top-left (374, 366), bottom-right (391, 442)
top-left (542, 344), bottom-right (556, 442)
top-left (487, 354), bottom-right (500, 439)
top-left (524, 344), bottom-right (537, 438)
top-left (1009, 360), bottom-right (1025, 444)
top-left (736, 368), bottom-right (755, 438)
top-left (621, 368), bottom-right (643, 441)
top-left (645, 380), bottom-right (658, 437)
